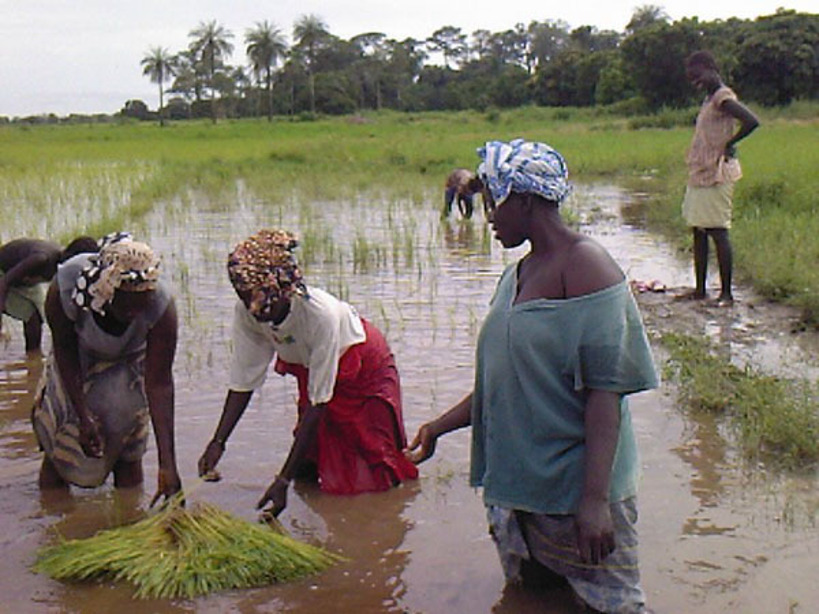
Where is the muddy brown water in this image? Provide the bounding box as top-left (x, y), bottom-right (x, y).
top-left (1, 184), bottom-right (817, 613)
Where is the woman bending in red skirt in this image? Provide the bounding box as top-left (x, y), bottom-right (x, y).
top-left (198, 229), bottom-right (417, 516)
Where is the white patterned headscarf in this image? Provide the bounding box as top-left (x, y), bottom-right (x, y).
top-left (477, 138), bottom-right (571, 207)
top-left (72, 232), bottom-right (161, 314)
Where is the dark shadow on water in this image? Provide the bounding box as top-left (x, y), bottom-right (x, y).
top-left (493, 581), bottom-right (589, 614)
top-left (225, 479), bottom-right (421, 613)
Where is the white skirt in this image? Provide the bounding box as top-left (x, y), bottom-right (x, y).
top-left (682, 181), bottom-right (735, 229)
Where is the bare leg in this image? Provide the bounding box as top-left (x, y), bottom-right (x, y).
top-left (692, 227), bottom-right (709, 298)
top-left (443, 187), bottom-right (456, 217)
top-left (709, 228), bottom-right (733, 302)
top-left (38, 456), bottom-right (69, 490)
top-left (460, 195), bottom-right (474, 219)
top-left (24, 312), bottom-right (43, 353)
top-left (113, 458), bottom-right (144, 488)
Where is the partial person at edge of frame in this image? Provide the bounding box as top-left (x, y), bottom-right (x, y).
top-left (198, 228), bottom-right (418, 518)
top-left (0, 236), bottom-right (98, 353)
top-left (680, 49), bottom-right (759, 306)
top-left (32, 232), bottom-right (182, 506)
top-left (406, 139), bottom-right (659, 614)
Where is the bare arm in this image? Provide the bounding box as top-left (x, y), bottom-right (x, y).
top-left (197, 388), bottom-right (254, 477)
top-left (405, 392), bottom-right (473, 464)
top-left (0, 252), bottom-right (54, 313)
top-left (144, 299), bottom-right (182, 504)
top-left (256, 402), bottom-right (327, 516)
top-left (576, 389), bottom-right (621, 565)
top-left (721, 98), bottom-right (760, 157)
top-left (44, 280), bottom-right (103, 456)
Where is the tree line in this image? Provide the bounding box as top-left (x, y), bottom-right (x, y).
top-left (133, 6), bottom-right (817, 124)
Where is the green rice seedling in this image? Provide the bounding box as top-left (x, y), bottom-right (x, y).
top-left (33, 495), bottom-right (344, 599)
top-left (2, 106), bottom-right (817, 319)
top-left (660, 332), bottom-right (819, 469)
top-left (376, 299), bottom-right (391, 336)
top-left (352, 233), bottom-right (386, 273)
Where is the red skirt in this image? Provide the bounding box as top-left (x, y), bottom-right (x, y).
top-left (274, 319), bottom-right (418, 495)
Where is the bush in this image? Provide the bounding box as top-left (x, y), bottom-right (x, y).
top-left (604, 96), bottom-right (651, 116)
top-left (627, 107), bottom-right (696, 130)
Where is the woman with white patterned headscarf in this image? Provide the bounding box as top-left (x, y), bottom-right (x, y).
top-left (407, 140), bottom-right (659, 613)
top-left (32, 232), bottom-right (182, 505)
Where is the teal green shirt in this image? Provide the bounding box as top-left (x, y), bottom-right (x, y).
top-left (470, 264), bottom-right (658, 514)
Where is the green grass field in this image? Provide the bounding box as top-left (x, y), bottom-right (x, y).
top-left (2, 104), bottom-right (817, 319)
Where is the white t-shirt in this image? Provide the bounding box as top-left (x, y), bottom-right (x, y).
top-left (228, 286), bottom-right (366, 404)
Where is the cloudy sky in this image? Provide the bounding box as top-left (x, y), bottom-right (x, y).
top-left (0, 0), bottom-right (812, 117)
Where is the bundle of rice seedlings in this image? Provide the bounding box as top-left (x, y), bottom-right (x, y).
top-left (33, 497), bottom-right (344, 599)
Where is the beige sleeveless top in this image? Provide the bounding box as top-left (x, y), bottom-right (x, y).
top-left (686, 86), bottom-right (742, 187)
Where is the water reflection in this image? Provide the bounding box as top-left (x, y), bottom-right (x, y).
top-left (441, 217), bottom-right (482, 253)
top-left (2, 182), bottom-right (819, 613)
top-left (493, 581), bottom-right (587, 613)
top-left (278, 481), bottom-right (419, 613)
top-left (0, 355), bottom-right (43, 476)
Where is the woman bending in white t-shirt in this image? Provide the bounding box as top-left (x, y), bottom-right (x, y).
top-left (198, 229), bottom-right (418, 517)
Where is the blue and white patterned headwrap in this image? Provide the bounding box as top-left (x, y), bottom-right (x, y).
top-left (476, 138), bottom-right (571, 207)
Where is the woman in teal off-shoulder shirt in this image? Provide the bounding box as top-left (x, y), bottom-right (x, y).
top-left (406, 139), bottom-right (658, 614)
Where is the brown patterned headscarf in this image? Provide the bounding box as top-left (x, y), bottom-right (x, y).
top-left (72, 232), bottom-right (161, 314)
top-left (227, 229), bottom-right (305, 318)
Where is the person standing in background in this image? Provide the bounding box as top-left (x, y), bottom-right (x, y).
top-left (681, 50), bottom-right (759, 305)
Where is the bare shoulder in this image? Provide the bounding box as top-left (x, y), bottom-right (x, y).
top-left (155, 295), bottom-right (179, 333)
top-left (0, 239), bottom-right (60, 271)
top-left (564, 238), bottom-right (624, 297)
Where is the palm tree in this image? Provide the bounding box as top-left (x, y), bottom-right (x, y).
top-left (245, 21), bottom-right (288, 121)
top-left (626, 5), bottom-right (670, 34)
top-left (292, 14), bottom-right (329, 113)
top-left (189, 20), bottom-right (234, 123)
top-left (141, 46), bottom-right (175, 126)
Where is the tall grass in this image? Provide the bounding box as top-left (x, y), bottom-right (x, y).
top-left (1, 105), bottom-right (817, 317)
top-left (661, 332), bottom-right (819, 468)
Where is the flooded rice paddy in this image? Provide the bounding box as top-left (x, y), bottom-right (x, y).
top-left (1, 183), bottom-right (818, 613)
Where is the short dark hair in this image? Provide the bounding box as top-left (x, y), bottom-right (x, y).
top-left (60, 236), bottom-right (99, 263)
top-left (685, 50), bottom-right (719, 71)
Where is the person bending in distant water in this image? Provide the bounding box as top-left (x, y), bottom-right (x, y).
top-left (681, 50), bottom-right (759, 306)
top-left (444, 168), bottom-right (483, 219)
top-left (0, 236), bottom-right (98, 352)
top-left (197, 229), bottom-right (418, 518)
top-left (32, 232), bottom-right (182, 505)
top-left (407, 139), bottom-right (658, 613)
